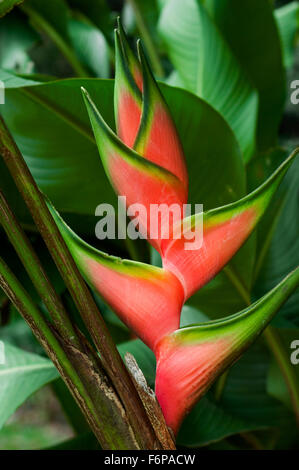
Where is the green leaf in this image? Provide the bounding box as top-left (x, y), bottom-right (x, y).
top-left (266, 328), bottom-right (299, 409)
top-left (68, 0), bottom-right (112, 40)
top-left (205, 0), bottom-right (285, 151)
top-left (158, 0), bottom-right (258, 162)
top-left (249, 149), bottom-right (299, 326)
top-left (0, 342), bottom-right (59, 429)
top-left (275, 1), bottom-right (299, 69)
top-left (0, 0), bottom-right (24, 17)
top-left (68, 17), bottom-right (110, 78)
top-left (44, 432), bottom-right (101, 450)
top-left (122, 0), bottom-right (161, 48)
top-left (21, 0), bottom-right (90, 77)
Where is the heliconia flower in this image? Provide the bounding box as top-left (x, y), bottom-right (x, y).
top-left (162, 150), bottom-right (298, 300)
top-left (114, 21), bottom-right (188, 191)
top-left (82, 22), bottom-right (188, 252)
top-left (133, 42), bottom-right (188, 188)
top-left (155, 265), bottom-right (299, 434)
top-left (47, 200), bottom-right (184, 352)
top-left (47, 21), bottom-right (299, 436)
top-left (82, 87), bottom-right (186, 252)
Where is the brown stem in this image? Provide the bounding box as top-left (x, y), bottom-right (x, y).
top-left (0, 115), bottom-right (159, 449)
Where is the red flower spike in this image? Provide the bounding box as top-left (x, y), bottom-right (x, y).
top-left (155, 265), bottom-right (299, 434)
top-left (162, 149), bottom-right (298, 300)
top-left (82, 87), bottom-right (186, 252)
top-left (133, 41), bottom-right (188, 190)
top-left (47, 200), bottom-right (184, 352)
top-left (70, 23), bottom-right (299, 435)
top-left (114, 20), bottom-right (143, 148)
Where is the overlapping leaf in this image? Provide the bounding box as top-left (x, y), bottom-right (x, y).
top-left (205, 0), bottom-right (286, 151)
top-left (0, 343), bottom-right (59, 429)
top-left (158, 0), bottom-right (258, 161)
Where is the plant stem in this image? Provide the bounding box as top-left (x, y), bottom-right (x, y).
top-left (0, 189), bottom-right (81, 349)
top-left (223, 264), bottom-right (251, 306)
top-left (0, 116), bottom-right (159, 449)
top-left (126, 0), bottom-right (164, 78)
top-left (0, 255), bottom-right (138, 449)
top-left (264, 326), bottom-right (299, 425)
top-left (20, 4), bottom-right (90, 78)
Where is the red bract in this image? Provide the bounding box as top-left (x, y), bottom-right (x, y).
top-left (48, 23), bottom-right (299, 435)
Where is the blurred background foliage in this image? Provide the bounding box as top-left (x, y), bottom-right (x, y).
top-left (0, 0), bottom-right (299, 450)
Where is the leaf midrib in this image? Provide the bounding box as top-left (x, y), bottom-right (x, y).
top-left (0, 362), bottom-right (55, 377)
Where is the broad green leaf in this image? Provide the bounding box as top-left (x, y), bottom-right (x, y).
top-left (205, 0), bottom-right (285, 151)
top-left (0, 68), bottom-right (40, 87)
top-left (21, 0), bottom-right (90, 77)
top-left (220, 341), bottom-right (296, 431)
top-left (164, 70), bottom-right (185, 88)
top-left (0, 342), bottom-right (59, 429)
top-left (68, 0), bottom-right (112, 40)
top-left (44, 432), bottom-right (101, 450)
top-left (179, 342), bottom-right (297, 447)
top-left (275, 1), bottom-right (299, 69)
top-left (0, 0), bottom-right (24, 17)
top-left (68, 18), bottom-right (110, 78)
top-left (249, 149), bottom-right (299, 326)
top-left (267, 328), bottom-right (299, 410)
top-left (158, 0), bottom-right (258, 162)
top-left (178, 394), bottom-right (267, 448)
top-left (180, 305), bottom-right (209, 327)
top-left (122, 0), bottom-right (161, 48)
top-left (52, 378), bottom-right (90, 434)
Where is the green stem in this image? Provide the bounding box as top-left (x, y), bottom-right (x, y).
top-left (264, 326), bottom-right (299, 425)
top-left (20, 4), bottom-right (90, 78)
top-left (214, 369), bottom-right (229, 401)
top-left (0, 116), bottom-right (159, 450)
top-left (126, 0), bottom-right (164, 78)
top-left (0, 256), bottom-right (135, 449)
top-left (0, 190), bottom-right (81, 349)
top-left (223, 264), bottom-right (251, 306)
